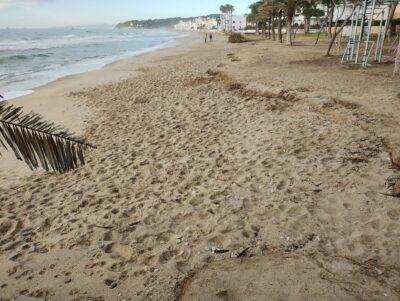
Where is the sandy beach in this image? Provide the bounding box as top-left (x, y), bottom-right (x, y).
top-left (0, 32), bottom-right (400, 300)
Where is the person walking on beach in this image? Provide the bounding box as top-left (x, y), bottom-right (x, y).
top-left (209, 33), bottom-right (213, 42)
top-left (205, 33), bottom-right (207, 44)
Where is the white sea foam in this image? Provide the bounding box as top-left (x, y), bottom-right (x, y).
top-left (0, 34), bottom-right (142, 51)
top-left (2, 90), bottom-right (34, 100)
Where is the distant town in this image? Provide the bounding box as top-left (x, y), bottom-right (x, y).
top-left (116, 4), bottom-right (368, 33)
top-left (174, 14), bottom-right (247, 31)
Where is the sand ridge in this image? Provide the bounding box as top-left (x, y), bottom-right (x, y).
top-left (0, 34), bottom-right (399, 300)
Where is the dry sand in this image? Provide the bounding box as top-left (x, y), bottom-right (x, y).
top-left (0, 32), bottom-right (400, 301)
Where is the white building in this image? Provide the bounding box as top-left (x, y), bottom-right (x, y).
top-left (294, 13), bottom-right (323, 28)
top-left (174, 17), bottom-right (218, 31)
top-left (331, 3), bottom-right (391, 21)
top-left (219, 14), bottom-right (247, 31)
top-left (174, 20), bottom-right (194, 31)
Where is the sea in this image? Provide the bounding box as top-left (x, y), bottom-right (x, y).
top-left (0, 25), bottom-right (185, 100)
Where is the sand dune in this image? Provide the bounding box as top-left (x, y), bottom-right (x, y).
top-left (0, 33), bottom-right (399, 300)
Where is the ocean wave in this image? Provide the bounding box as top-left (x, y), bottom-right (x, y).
top-left (0, 53), bottom-right (53, 64)
top-left (0, 55), bottom-right (28, 63)
top-left (42, 63), bottom-right (62, 71)
top-left (33, 53), bottom-right (52, 58)
top-left (0, 27), bottom-right (182, 52)
top-left (0, 33), bottom-right (144, 51)
top-left (0, 73), bottom-right (14, 81)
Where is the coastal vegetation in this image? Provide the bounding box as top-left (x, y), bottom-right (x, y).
top-left (0, 101), bottom-right (94, 172)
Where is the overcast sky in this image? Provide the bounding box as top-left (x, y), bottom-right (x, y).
top-left (0, 0), bottom-right (253, 28)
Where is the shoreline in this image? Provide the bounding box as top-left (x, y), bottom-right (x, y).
top-left (0, 31), bottom-right (197, 185)
top-left (2, 30), bottom-right (189, 101)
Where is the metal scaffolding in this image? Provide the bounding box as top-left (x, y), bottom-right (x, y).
top-left (342, 0), bottom-right (399, 67)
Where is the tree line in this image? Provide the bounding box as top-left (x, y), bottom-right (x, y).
top-left (223, 0), bottom-right (398, 57)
